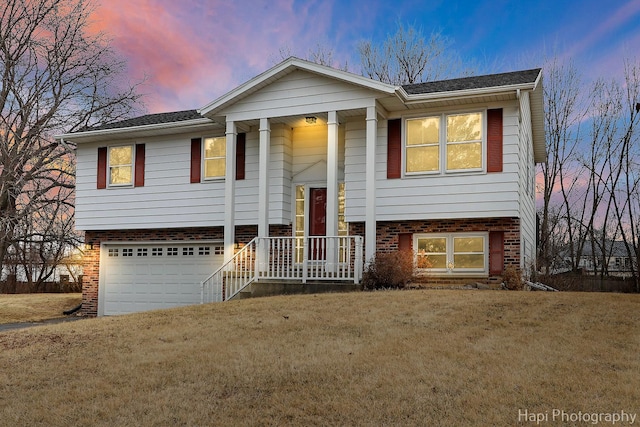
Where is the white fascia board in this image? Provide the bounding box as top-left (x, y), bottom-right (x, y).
top-left (198, 57), bottom-right (396, 117)
top-left (55, 118), bottom-right (215, 143)
top-left (395, 81), bottom-right (538, 104)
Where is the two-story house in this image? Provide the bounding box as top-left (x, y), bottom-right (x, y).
top-left (58, 57), bottom-right (545, 316)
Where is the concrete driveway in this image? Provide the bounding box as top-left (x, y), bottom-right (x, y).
top-left (0, 316), bottom-right (85, 333)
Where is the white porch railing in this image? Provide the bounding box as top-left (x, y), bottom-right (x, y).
top-left (201, 236), bottom-right (363, 303)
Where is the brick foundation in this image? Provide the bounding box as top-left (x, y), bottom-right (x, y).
top-left (82, 218), bottom-right (519, 316)
top-left (351, 217), bottom-right (521, 287)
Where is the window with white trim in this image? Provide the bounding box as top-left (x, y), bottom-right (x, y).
top-left (415, 233), bottom-right (488, 274)
top-left (405, 112), bottom-right (483, 175)
top-left (203, 137), bottom-right (226, 179)
top-left (108, 145), bottom-right (133, 186)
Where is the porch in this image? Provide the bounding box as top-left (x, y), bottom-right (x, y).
top-left (201, 235), bottom-right (364, 303)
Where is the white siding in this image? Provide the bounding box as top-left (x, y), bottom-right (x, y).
top-left (76, 123), bottom-right (342, 231)
top-left (344, 119), bottom-right (367, 219)
top-left (223, 70), bottom-right (378, 122)
top-left (344, 104), bottom-right (523, 223)
top-left (75, 133), bottom-right (227, 230)
top-left (75, 72), bottom-right (537, 241)
top-left (234, 124), bottom-right (292, 225)
top-left (77, 128), bottom-right (297, 230)
top-left (518, 91), bottom-right (538, 270)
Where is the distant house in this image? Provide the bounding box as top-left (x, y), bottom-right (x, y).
top-left (57, 58), bottom-right (545, 316)
top-left (571, 241), bottom-right (637, 277)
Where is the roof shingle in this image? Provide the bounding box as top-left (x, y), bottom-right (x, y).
top-left (402, 69), bottom-right (541, 95)
top-left (86, 109), bottom-right (204, 131)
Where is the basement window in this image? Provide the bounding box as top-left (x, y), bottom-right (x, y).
top-left (414, 233), bottom-right (488, 275)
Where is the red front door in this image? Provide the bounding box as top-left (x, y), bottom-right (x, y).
top-left (309, 188), bottom-right (327, 236)
top-left (309, 188), bottom-right (327, 260)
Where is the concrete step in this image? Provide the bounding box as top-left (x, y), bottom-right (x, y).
top-left (242, 280), bottom-right (362, 298)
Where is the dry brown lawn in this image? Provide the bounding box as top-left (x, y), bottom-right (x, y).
top-left (0, 293), bottom-right (82, 324)
top-left (0, 290), bottom-right (638, 426)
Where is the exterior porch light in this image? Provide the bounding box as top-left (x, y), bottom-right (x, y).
top-left (305, 116), bottom-right (317, 124)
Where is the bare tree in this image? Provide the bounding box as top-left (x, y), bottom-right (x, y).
top-left (357, 23), bottom-right (472, 85)
top-left (538, 56), bottom-right (585, 272)
top-left (271, 44), bottom-right (349, 71)
top-left (0, 0), bottom-right (142, 276)
top-left (608, 59), bottom-right (640, 291)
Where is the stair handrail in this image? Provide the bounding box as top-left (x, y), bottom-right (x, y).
top-left (201, 237), bottom-right (258, 303)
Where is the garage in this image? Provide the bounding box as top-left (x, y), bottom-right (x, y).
top-left (100, 242), bottom-right (224, 315)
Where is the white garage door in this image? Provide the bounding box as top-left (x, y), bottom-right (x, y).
top-left (101, 242), bottom-right (224, 316)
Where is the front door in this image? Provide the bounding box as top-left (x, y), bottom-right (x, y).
top-left (309, 188), bottom-right (327, 236)
top-left (309, 188), bottom-right (327, 260)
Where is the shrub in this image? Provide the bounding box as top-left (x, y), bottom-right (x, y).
top-left (502, 265), bottom-right (523, 290)
top-left (362, 251), bottom-right (414, 290)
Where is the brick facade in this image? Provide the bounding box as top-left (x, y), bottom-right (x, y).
top-left (82, 225), bottom-right (293, 317)
top-left (351, 217), bottom-right (521, 287)
top-left (82, 218), bottom-right (519, 316)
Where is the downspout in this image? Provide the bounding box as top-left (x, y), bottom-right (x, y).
top-left (63, 303), bottom-right (82, 315)
top-left (58, 137), bottom-right (74, 153)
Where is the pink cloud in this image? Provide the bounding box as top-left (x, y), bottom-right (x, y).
top-left (88, 0), bottom-right (344, 113)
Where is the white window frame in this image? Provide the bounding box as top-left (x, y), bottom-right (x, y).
top-left (107, 144), bottom-right (134, 187)
top-left (414, 232), bottom-right (488, 276)
top-left (202, 136), bottom-right (226, 180)
top-left (404, 110), bottom-right (486, 176)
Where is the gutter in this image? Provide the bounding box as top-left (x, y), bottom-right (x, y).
top-left (395, 82), bottom-right (538, 105)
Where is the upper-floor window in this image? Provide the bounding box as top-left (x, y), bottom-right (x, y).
top-left (108, 145), bottom-right (133, 186)
top-left (405, 112), bottom-right (483, 175)
top-left (203, 137), bottom-right (226, 179)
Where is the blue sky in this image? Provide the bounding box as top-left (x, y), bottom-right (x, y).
top-left (91, 0), bottom-right (640, 113)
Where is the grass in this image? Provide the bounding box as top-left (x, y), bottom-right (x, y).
top-left (0, 293), bottom-right (82, 324)
top-left (0, 290), bottom-right (638, 426)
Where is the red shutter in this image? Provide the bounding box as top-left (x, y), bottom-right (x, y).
top-left (236, 133), bottom-right (246, 180)
top-left (387, 118), bottom-right (402, 179)
top-left (398, 233), bottom-right (413, 252)
top-left (97, 147), bottom-right (107, 189)
top-left (134, 144), bottom-right (145, 187)
top-left (489, 231), bottom-right (504, 275)
top-left (190, 138), bottom-right (201, 183)
top-left (487, 108), bottom-right (503, 173)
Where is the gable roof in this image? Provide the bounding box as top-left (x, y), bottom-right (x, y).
top-left (199, 57), bottom-right (397, 118)
top-left (58, 59), bottom-right (545, 163)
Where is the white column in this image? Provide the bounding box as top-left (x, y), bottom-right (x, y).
top-left (365, 106), bottom-right (377, 264)
top-left (258, 118), bottom-right (271, 238)
top-left (224, 121), bottom-right (237, 263)
top-left (326, 111), bottom-right (339, 272)
top-left (326, 111), bottom-right (339, 237)
top-left (257, 118), bottom-right (271, 273)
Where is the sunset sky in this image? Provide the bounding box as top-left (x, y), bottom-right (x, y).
top-left (90, 0), bottom-right (640, 114)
